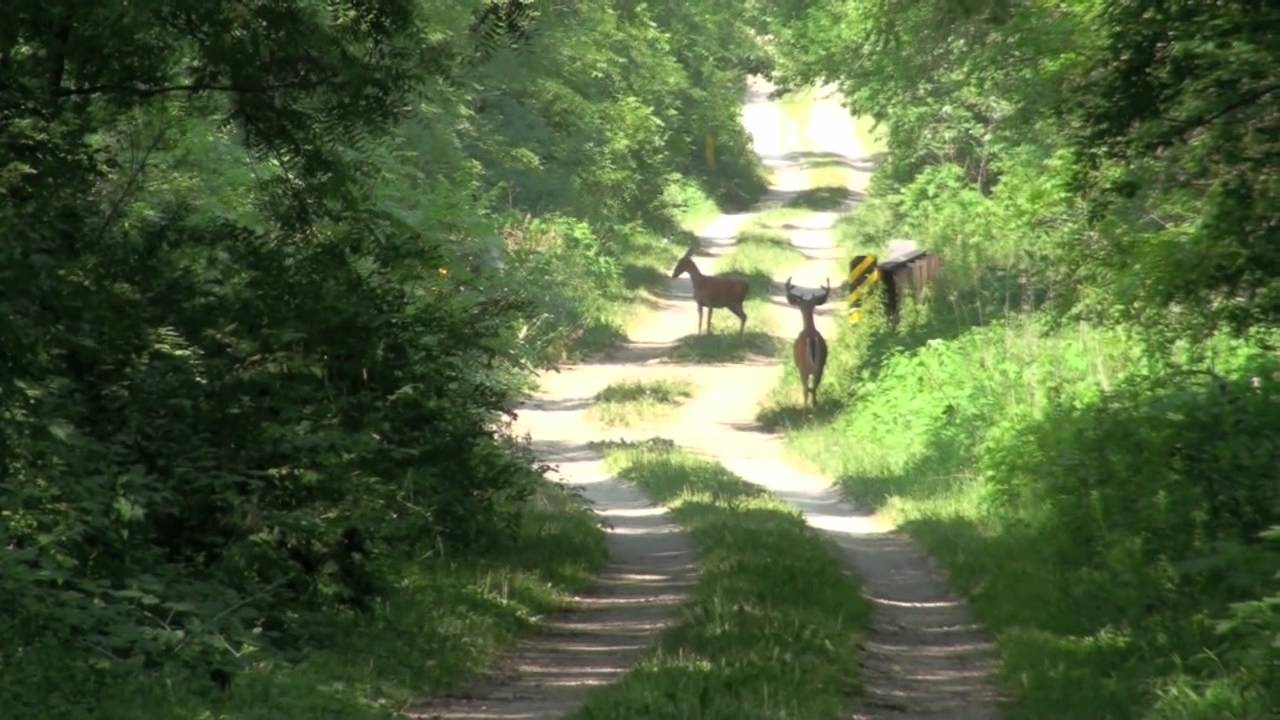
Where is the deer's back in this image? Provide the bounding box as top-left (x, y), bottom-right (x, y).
top-left (694, 274), bottom-right (749, 306)
top-left (793, 331), bottom-right (827, 373)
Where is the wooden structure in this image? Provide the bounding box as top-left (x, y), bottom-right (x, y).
top-left (847, 247), bottom-right (942, 325)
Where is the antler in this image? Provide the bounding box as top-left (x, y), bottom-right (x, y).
top-left (815, 278), bottom-right (831, 305)
top-left (785, 276), bottom-right (802, 305)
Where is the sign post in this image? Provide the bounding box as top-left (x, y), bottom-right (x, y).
top-left (847, 254), bottom-right (880, 324)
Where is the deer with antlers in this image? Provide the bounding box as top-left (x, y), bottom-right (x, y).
top-left (786, 277), bottom-right (830, 408)
top-left (670, 248), bottom-right (749, 335)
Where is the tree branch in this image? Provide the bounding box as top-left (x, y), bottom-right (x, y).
top-left (53, 76), bottom-right (336, 99)
top-left (1161, 82), bottom-right (1280, 146)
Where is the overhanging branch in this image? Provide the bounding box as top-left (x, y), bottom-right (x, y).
top-left (53, 76), bottom-right (336, 99)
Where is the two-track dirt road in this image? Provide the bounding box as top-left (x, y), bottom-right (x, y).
top-left (412, 78), bottom-right (1002, 720)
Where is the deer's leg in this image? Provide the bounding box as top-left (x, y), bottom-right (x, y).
top-left (729, 303), bottom-right (747, 335)
top-left (706, 307), bottom-right (714, 335)
top-left (697, 304), bottom-right (704, 335)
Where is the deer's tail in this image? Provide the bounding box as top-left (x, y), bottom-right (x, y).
top-left (807, 335), bottom-right (826, 389)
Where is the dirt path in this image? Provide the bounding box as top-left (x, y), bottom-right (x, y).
top-left (412, 78), bottom-right (1002, 719)
top-left (408, 444), bottom-right (696, 720)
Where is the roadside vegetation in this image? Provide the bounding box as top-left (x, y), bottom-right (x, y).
top-left (772, 2), bottom-right (1280, 717)
top-left (8, 484), bottom-right (606, 720)
top-left (1, 1), bottom-right (774, 716)
top-left (571, 440), bottom-right (868, 719)
top-left (589, 379), bottom-right (695, 427)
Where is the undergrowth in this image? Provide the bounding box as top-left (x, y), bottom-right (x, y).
top-left (3, 483), bottom-right (606, 720)
top-left (769, 205), bottom-right (1280, 717)
top-left (571, 440), bottom-right (868, 719)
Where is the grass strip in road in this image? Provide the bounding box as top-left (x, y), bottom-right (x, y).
top-left (589, 379), bottom-right (695, 427)
top-left (667, 331), bottom-right (783, 364)
top-left (70, 483), bottom-right (605, 720)
top-left (571, 440), bottom-right (868, 720)
top-left (718, 230), bottom-right (807, 297)
top-left (785, 184), bottom-right (855, 211)
top-left (750, 205), bottom-right (813, 229)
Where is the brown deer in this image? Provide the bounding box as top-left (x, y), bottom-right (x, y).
top-left (786, 277), bottom-right (830, 408)
top-left (670, 248), bottom-right (749, 335)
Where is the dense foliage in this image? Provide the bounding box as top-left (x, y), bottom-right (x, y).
top-left (0, 0), bottom-right (769, 711)
top-left (774, 1), bottom-right (1279, 717)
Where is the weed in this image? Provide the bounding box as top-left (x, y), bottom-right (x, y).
top-left (11, 483), bottom-right (606, 720)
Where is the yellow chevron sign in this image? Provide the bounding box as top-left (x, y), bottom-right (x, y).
top-left (847, 254), bottom-right (880, 324)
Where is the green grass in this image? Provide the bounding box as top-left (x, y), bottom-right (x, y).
top-left (667, 331), bottom-right (783, 363)
top-left (589, 379), bottom-right (695, 427)
top-left (750, 205), bottom-right (813, 228)
top-left (41, 483), bottom-right (606, 720)
top-left (718, 229), bottom-right (807, 298)
top-left (773, 84), bottom-right (882, 184)
top-left (570, 441), bottom-right (869, 719)
top-left (757, 372), bottom-right (842, 431)
top-left (613, 225), bottom-right (686, 297)
top-left (772, 295), bottom-right (1280, 719)
top-left (663, 175), bottom-right (725, 233)
top-left (784, 184), bottom-right (854, 211)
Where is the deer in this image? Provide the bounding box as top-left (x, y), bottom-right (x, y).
top-left (670, 247), bottom-right (749, 335)
top-left (785, 277), bottom-right (830, 409)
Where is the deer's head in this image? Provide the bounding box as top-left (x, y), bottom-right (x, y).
top-left (671, 247), bottom-right (697, 278)
top-left (785, 277), bottom-right (831, 314)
